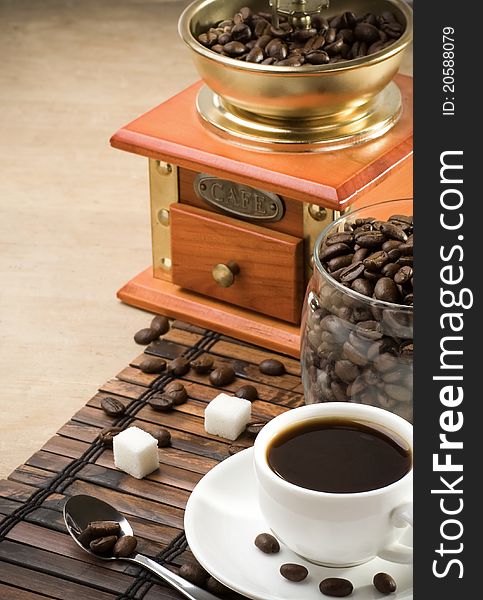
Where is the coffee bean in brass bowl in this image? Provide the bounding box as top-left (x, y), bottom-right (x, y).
top-left (178, 0), bottom-right (413, 150)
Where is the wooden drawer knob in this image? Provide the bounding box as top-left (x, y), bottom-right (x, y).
top-left (212, 261), bottom-right (240, 288)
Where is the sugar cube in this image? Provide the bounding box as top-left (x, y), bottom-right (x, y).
top-left (204, 393), bottom-right (252, 441)
top-left (113, 427), bottom-right (159, 479)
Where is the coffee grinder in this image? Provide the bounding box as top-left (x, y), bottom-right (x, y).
top-left (110, 0), bottom-right (413, 357)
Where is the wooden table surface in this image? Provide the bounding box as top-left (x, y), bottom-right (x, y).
top-left (0, 320), bottom-right (303, 599)
top-left (0, 0), bottom-right (413, 480)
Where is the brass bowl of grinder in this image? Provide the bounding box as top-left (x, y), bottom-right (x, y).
top-left (179, 0), bottom-right (413, 151)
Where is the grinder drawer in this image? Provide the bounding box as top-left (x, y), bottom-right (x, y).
top-left (170, 204), bottom-right (304, 324)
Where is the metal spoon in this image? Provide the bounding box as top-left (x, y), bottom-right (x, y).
top-left (63, 494), bottom-right (220, 600)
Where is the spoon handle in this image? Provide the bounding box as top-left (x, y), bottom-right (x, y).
top-left (131, 554), bottom-right (221, 600)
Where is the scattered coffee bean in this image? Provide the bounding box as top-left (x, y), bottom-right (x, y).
top-left (153, 428), bottom-right (171, 447)
top-left (150, 315), bottom-right (170, 336)
top-left (164, 381), bottom-right (188, 405)
top-left (90, 535), bottom-right (118, 554)
top-left (280, 563), bottom-right (308, 582)
top-left (319, 577), bottom-right (354, 597)
top-left (134, 328), bottom-right (158, 345)
top-left (259, 359), bottom-right (286, 376)
top-left (209, 366), bottom-right (236, 387)
top-left (113, 535), bottom-right (138, 557)
top-left (247, 422), bottom-right (266, 438)
top-left (99, 426), bottom-right (123, 447)
top-left (373, 572), bottom-right (397, 594)
top-left (139, 357), bottom-right (167, 374)
top-left (206, 576), bottom-right (230, 596)
top-left (100, 397), bottom-right (125, 417)
top-left (179, 563), bottom-right (208, 587)
top-left (168, 357), bottom-right (191, 376)
top-left (148, 394), bottom-right (174, 412)
top-left (254, 532), bottom-right (280, 554)
top-left (235, 384), bottom-right (259, 401)
top-left (190, 356), bottom-right (214, 374)
top-left (197, 8), bottom-right (403, 67)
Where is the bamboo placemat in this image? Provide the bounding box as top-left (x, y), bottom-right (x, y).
top-left (0, 321), bottom-right (303, 600)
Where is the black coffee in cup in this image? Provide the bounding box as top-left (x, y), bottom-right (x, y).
top-left (267, 418), bottom-right (411, 493)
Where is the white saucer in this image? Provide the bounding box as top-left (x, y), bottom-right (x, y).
top-left (184, 448), bottom-right (413, 600)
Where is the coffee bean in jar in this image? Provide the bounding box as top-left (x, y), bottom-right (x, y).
top-left (196, 7), bottom-right (404, 66)
top-left (301, 201), bottom-right (413, 422)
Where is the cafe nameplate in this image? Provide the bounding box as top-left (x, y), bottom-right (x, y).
top-left (194, 174), bottom-right (285, 223)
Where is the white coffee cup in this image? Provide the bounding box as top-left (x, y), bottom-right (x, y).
top-left (253, 402), bottom-right (413, 567)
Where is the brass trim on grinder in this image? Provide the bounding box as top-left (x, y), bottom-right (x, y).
top-left (212, 261), bottom-right (240, 287)
top-left (149, 159), bottom-right (179, 278)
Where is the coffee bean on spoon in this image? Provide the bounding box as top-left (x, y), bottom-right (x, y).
top-left (139, 357), bottom-right (167, 374)
top-left (235, 384), bottom-right (259, 401)
top-left (150, 315), bottom-right (170, 336)
top-left (190, 356), bottom-right (214, 374)
top-left (78, 526), bottom-right (94, 547)
top-left (90, 535), bottom-right (117, 554)
top-left (179, 563), bottom-right (208, 587)
top-left (100, 397), bottom-right (125, 417)
top-left (88, 521), bottom-right (121, 538)
top-left (280, 563), bottom-right (308, 582)
top-left (254, 532), bottom-right (280, 554)
top-left (113, 535), bottom-right (138, 557)
top-left (373, 572), bottom-right (397, 594)
top-left (319, 578), bottom-right (354, 597)
top-left (134, 328), bottom-right (159, 345)
top-left (259, 359), bottom-right (286, 376)
top-left (209, 366), bottom-right (236, 387)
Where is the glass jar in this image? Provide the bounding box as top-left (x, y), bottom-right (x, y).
top-left (301, 199), bottom-right (413, 422)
